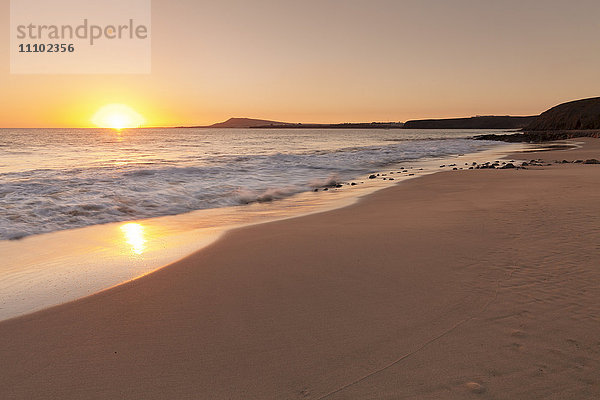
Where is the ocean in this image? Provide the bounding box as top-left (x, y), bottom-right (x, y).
top-left (0, 128), bottom-right (507, 240)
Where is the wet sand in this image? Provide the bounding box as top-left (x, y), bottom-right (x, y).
top-left (1, 138), bottom-right (599, 399)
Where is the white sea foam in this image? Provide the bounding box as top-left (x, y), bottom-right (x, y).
top-left (0, 128), bottom-right (506, 240)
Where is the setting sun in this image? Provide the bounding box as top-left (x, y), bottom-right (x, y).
top-left (92, 104), bottom-right (145, 130)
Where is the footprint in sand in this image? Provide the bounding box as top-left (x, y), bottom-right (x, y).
top-left (510, 329), bottom-right (527, 338)
top-left (511, 342), bottom-right (524, 351)
top-left (465, 382), bottom-right (486, 394)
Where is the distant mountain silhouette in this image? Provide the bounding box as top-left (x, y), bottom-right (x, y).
top-left (403, 115), bottom-right (536, 129)
top-left (190, 118), bottom-right (292, 129)
top-left (182, 97), bottom-right (600, 134)
top-left (182, 118), bottom-right (404, 129)
top-left (526, 97), bottom-right (600, 131)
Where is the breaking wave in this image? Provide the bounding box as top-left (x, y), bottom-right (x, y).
top-left (0, 128), bottom-right (501, 239)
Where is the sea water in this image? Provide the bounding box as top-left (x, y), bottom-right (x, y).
top-left (1, 127), bottom-right (509, 240)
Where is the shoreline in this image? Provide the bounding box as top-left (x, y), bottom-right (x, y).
top-left (0, 141), bottom-right (521, 322)
top-left (2, 139), bottom-right (598, 399)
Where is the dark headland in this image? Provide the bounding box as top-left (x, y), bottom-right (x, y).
top-left (475, 97), bottom-right (600, 142)
top-left (183, 116), bottom-right (529, 130)
top-left (199, 117), bottom-right (293, 128)
top-left (182, 117), bottom-right (405, 129)
top-left (402, 115), bottom-right (536, 129)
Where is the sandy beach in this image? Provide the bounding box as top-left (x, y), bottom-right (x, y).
top-left (1, 138), bottom-right (599, 399)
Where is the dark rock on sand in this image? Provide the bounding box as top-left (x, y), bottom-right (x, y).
top-left (584, 159), bottom-right (600, 164)
top-left (475, 130), bottom-right (600, 142)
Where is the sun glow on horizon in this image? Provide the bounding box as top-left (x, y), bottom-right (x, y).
top-left (92, 104), bottom-right (146, 130)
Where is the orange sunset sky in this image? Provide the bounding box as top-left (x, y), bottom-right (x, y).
top-left (1, 0), bottom-right (599, 128)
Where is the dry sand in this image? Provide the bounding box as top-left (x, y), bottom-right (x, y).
top-left (1, 139), bottom-right (599, 399)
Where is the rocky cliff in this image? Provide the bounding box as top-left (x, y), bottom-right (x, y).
top-left (403, 115), bottom-right (536, 129)
top-left (526, 97), bottom-right (600, 131)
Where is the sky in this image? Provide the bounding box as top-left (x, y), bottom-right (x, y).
top-left (1, 0), bottom-right (599, 127)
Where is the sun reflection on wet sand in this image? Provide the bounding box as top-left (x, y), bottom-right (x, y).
top-left (120, 223), bottom-right (146, 255)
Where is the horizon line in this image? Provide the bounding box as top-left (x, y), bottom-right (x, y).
top-left (0, 114), bottom-right (541, 130)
